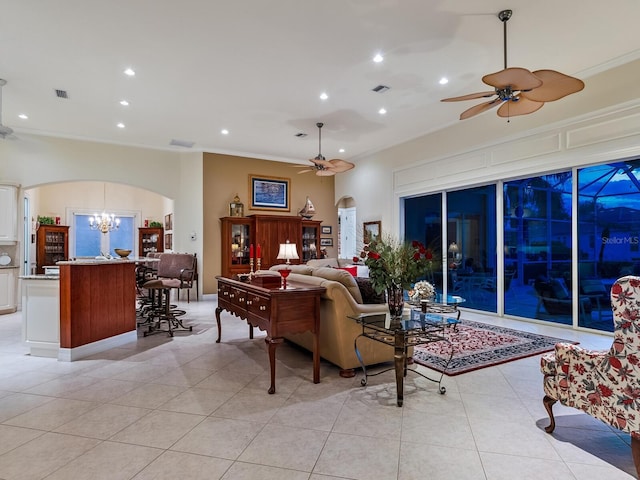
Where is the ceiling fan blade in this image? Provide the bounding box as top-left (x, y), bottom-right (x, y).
top-left (316, 169), bottom-right (336, 177)
top-left (482, 67), bottom-right (542, 91)
top-left (497, 96), bottom-right (544, 118)
top-left (520, 70), bottom-right (585, 102)
top-left (459, 98), bottom-right (502, 120)
top-left (298, 169), bottom-right (314, 174)
top-left (441, 91), bottom-right (496, 102)
top-left (327, 159), bottom-right (355, 173)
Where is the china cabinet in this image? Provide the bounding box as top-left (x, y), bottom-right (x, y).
top-left (138, 227), bottom-right (164, 256)
top-left (301, 220), bottom-right (322, 262)
top-left (36, 225), bottom-right (69, 274)
top-left (219, 215), bottom-right (323, 278)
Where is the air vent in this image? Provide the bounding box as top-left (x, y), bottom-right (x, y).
top-left (295, 132), bottom-right (307, 138)
top-left (169, 139), bottom-right (195, 148)
top-left (55, 89), bottom-right (69, 99)
top-left (372, 85), bottom-right (390, 93)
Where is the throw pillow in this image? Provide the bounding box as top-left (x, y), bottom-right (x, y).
top-left (336, 266), bottom-right (357, 277)
top-left (355, 277), bottom-right (386, 304)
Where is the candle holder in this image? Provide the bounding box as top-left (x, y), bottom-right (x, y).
top-left (256, 257), bottom-right (261, 272)
top-left (249, 257), bottom-right (254, 277)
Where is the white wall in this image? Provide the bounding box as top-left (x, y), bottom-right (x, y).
top-left (0, 135), bottom-right (204, 297)
top-left (336, 59), bottom-right (640, 236)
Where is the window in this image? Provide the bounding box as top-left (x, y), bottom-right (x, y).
top-left (73, 213), bottom-right (135, 257)
top-left (577, 159), bottom-right (640, 331)
top-left (504, 173), bottom-right (572, 324)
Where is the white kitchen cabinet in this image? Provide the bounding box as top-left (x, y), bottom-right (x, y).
top-left (0, 267), bottom-right (17, 314)
top-left (0, 184), bottom-right (18, 242)
top-left (21, 276), bottom-right (60, 357)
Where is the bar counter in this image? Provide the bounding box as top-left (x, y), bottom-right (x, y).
top-left (22, 259), bottom-right (138, 361)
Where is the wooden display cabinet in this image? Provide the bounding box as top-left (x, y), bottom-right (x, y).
top-left (220, 215), bottom-right (324, 279)
top-left (36, 224), bottom-right (69, 274)
top-left (138, 227), bottom-right (164, 257)
top-left (301, 220), bottom-right (322, 262)
top-left (220, 217), bottom-right (253, 279)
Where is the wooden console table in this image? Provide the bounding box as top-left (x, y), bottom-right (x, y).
top-left (215, 276), bottom-right (325, 394)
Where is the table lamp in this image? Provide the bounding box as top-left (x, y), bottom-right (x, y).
top-left (276, 240), bottom-right (299, 289)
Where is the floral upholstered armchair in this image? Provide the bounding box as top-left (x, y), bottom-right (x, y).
top-left (540, 275), bottom-right (640, 477)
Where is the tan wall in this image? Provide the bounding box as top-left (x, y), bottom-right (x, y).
top-left (203, 153), bottom-right (336, 294)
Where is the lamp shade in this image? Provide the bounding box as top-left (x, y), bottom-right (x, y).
top-left (277, 240), bottom-right (299, 262)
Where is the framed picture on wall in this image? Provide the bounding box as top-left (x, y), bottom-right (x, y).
top-left (321, 225), bottom-right (332, 234)
top-left (164, 213), bottom-right (173, 231)
top-left (320, 238), bottom-right (333, 247)
top-left (249, 174), bottom-right (290, 211)
top-left (363, 220), bottom-right (381, 244)
top-left (165, 233), bottom-right (173, 250)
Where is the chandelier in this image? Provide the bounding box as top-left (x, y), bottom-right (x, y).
top-left (89, 212), bottom-right (120, 233)
top-left (89, 183), bottom-right (120, 234)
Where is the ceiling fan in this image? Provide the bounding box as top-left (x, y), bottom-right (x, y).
top-left (298, 122), bottom-right (354, 176)
top-left (441, 9), bottom-right (585, 120)
top-left (0, 79), bottom-right (15, 139)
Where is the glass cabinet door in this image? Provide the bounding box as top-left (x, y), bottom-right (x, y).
top-left (231, 223), bottom-right (251, 265)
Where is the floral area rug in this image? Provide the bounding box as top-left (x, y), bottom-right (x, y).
top-left (412, 319), bottom-right (577, 376)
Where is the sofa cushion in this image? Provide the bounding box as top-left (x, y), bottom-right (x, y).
top-left (306, 258), bottom-right (340, 269)
top-left (355, 277), bottom-right (385, 304)
top-left (269, 264), bottom-right (314, 275)
top-left (312, 267), bottom-right (363, 304)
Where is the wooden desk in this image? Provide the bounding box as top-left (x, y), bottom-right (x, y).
top-left (215, 276), bottom-right (325, 394)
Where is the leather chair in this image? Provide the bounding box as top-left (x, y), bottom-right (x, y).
top-left (540, 275), bottom-right (640, 477)
top-left (141, 253), bottom-right (194, 336)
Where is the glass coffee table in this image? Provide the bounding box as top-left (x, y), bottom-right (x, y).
top-left (349, 311), bottom-right (455, 407)
top-left (410, 294), bottom-right (466, 330)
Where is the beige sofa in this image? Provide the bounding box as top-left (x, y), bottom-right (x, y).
top-left (268, 264), bottom-right (402, 377)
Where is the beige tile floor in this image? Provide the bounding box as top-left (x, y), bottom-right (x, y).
top-left (0, 295), bottom-right (636, 479)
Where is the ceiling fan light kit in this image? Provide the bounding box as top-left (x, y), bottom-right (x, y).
top-left (441, 9), bottom-right (584, 121)
top-left (299, 122), bottom-right (355, 176)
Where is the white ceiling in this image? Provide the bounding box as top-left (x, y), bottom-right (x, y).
top-left (1, 0), bottom-right (639, 165)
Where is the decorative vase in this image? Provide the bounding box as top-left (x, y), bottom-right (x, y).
top-left (386, 285), bottom-right (405, 318)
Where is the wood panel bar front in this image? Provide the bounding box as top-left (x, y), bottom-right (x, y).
top-left (59, 261), bottom-right (136, 349)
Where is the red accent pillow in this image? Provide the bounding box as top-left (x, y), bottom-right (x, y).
top-left (337, 266), bottom-right (357, 277)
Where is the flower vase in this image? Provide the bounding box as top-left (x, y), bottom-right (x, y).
top-left (386, 285), bottom-right (405, 319)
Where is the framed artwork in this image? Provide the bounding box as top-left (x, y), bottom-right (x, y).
top-left (249, 174), bottom-right (290, 211)
top-left (164, 213), bottom-right (173, 231)
top-left (363, 220), bottom-right (381, 244)
top-left (320, 237), bottom-right (333, 247)
top-left (164, 233), bottom-right (173, 250)
top-left (321, 225), bottom-right (332, 234)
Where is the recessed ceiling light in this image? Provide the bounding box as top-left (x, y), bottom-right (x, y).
top-left (123, 68), bottom-right (135, 76)
top-left (339, 148), bottom-right (345, 153)
top-left (221, 129), bottom-right (229, 135)
top-left (120, 100), bottom-right (129, 106)
top-left (18, 114), bottom-right (28, 120)
top-left (116, 123), bottom-right (125, 128)
top-left (319, 92), bottom-right (328, 101)
top-left (439, 77), bottom-right (449, 85)
top-left (373, 53), bottom-right (384, 63)
top-left (378, 108), bottom-right (387, 115)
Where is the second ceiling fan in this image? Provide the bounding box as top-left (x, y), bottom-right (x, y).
top-left (299, 123), bottom-right (354, 176)
top-left (441, 9), bottom-right (585, 120)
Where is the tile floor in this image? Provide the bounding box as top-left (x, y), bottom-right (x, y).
top-left (0, 295), bottom-right (636, 479)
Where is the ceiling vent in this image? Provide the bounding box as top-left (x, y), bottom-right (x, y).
top-left (295, 132), bottom-right (307, 138)
top-left (55, 89), bottom-right (69, 99)
top-left (372, 85), bottom-right (390, 93)
top-left (169, 139), bottom-right (195, 148)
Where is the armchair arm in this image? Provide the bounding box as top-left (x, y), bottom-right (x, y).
top-left (553, 342), bottom-right (609, 406)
